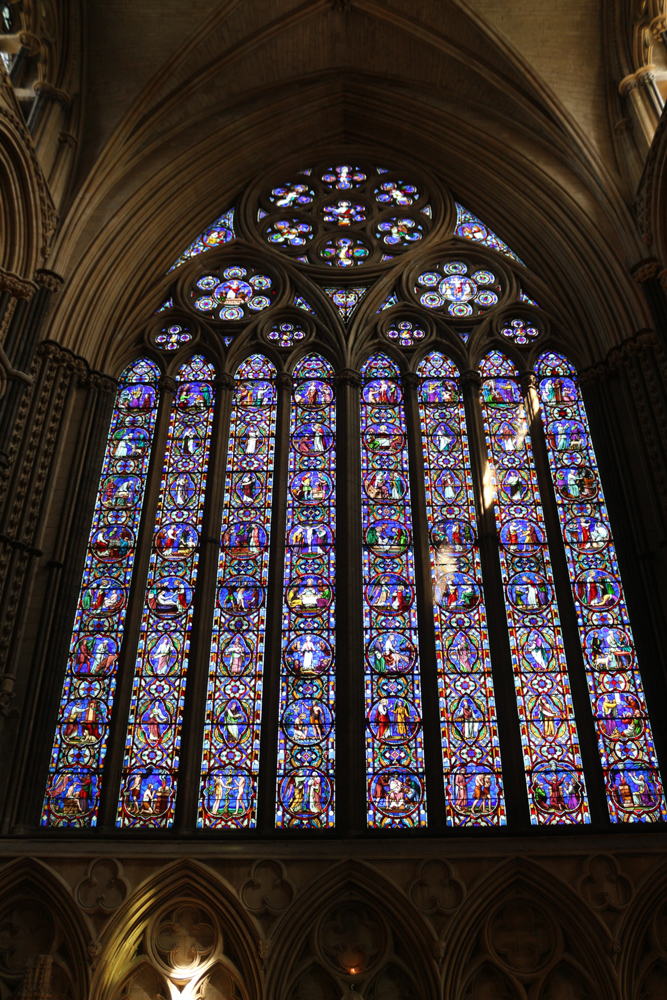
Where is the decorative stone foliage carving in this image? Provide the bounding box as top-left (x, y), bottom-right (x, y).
top-left (75, 858), bottom-right (129, 913)
top-left (241, 860), bottom-right (294, 914)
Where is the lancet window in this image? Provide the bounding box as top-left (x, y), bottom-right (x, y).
top-left (41, 159), bottom-right (666, 834)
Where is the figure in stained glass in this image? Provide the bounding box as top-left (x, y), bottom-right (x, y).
top-left (478, 350), bottom-right (589, 825)
top-left (536, 351), bottom-right (667, 822)
top-left (200, 355), bottom-right (278, 829)
top-left (117, 356), bottom-right (216, 828)
top-left (42, 359), bottom-right (161, 828)
top-left (361, 353), bottom-right (427, 828)
top-left (276, 355), bottom-right (337, 828)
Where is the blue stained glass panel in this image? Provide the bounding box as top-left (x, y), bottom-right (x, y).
top-left (276, 355), bottom-right (336, 828)
top-left (361, 354), bottom-right (427, 827)
top-left (42, 359), bottom-right (161, 827)
top-left (199, 355), bottom-right (277, 828)
top-left (418, 352), bottom-right (505, 825)
top-left (478, 351), bottom-right (589, 824)
top-left (537, 352), bottom-right (667, 821)
top-left (117, 356), bottom-right (216, 827)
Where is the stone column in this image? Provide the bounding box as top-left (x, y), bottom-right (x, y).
top-left (333, 367), bottom-right (364, 835)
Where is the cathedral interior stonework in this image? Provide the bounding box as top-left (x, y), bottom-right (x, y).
top-left (3, 2), bottom-right (667, 998)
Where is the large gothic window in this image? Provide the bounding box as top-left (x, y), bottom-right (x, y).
top-left (41, 159), bottom-right (667, 833)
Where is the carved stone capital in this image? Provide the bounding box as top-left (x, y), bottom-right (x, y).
top-left (334, 368), bottom-right (361, 388)
top-left (276, 372), bottom-right (292, 391)
top-left (58, 131), bottom-right (77, 149)
top-left (216, 373), bottom-right (235, 391)
top-left (631, 258), bottom-right (660, 282)
top-left (33, 80), bottom-right (71, 108)
top-left (0, 267), bottom-right (38, 300)
top-left (158, 375), bottom-right (177, 393)
top-left (650, 14), bottom-right (667, 39)
top-left (402, 371), bottom-right (420, 391)
top-left (459, 369), bottom-right (481, 392)
top-left (34, 268), bottom-right (64, 293)
top-left (18, 30), bottom-right (42, 55)
top-left (636, 66), bottom-right (657, 86)
top-left (88, 373), bottom-right (117, 395)
top-left (619, 73), bottom-right (638, 96)
top-left (613, 117), bottom-right (634, 135)
top-left (36, 340), bottom-right (70, 365)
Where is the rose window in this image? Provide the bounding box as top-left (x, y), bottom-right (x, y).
top-left (320, 236), bottom-right (370, 267)
top-left (416, 262), bottom-right (501, 318)
top-left (266, 321), bottom-right (308, 347)
top-left (321, 165), bottom-right (366, 189)
top-left (501, 318), bottom-right (540, 344)
top-left (384, 319), bottom-right (427, 347)
top-left (266, 219), bottom-right (313, 248)
top-left (154, 324), bottom-right (193, 351)
top-left (191, 266), bottom-right (276, 321)
top-left (374, 180), bottom-right (419, 206)
top-left (376, 217), bottom-right (423, 248)
top-left (322, 201), bottom-right (366, 226)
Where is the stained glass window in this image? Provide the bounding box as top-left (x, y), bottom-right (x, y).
top-left (199, 355), bottom-right (277, 828)
top-left (276, 355), bottom-right (336, 828)
top-left (117, 356), bottom-right (216, 828)
top-left (361, 354), bottom-right (427, 828)
top-left (537, 352), bottom-right (667, 821)
top-left (418, 352), bottom-right (505, 825)
top-left (44, 158), bottom-right (667, 839)
top-left (454, 204), bottom-right (524, 265)
top-left (42, 359), bottom-right (161, 827)
top-left (478, 351), bottom-right (589, 824)
top-left (169, 209), bottom-right (235, 273)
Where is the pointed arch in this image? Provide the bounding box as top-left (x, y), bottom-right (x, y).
top-left (0, 858), bottom-right (91, 1000)
top-left (267, 859), bottom-right (437, 1000)
top-left (93, 859), bottom-right (261, 1000)
top-left (442, 857), bottom-right (617, 1000)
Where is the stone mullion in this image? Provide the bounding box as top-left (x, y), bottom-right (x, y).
top-left (6, 373), bottom-right (116, 833)
top-left (460, 370), bottom-right (528, 828)
top-left (579, 365), bottom-right (667, 773)
top-left (257, 371), bottom-right (291, 835)
top-left (333, 369), bottom-right (364, 835)
top-left (175, 374), bottom-right (235, 833)
top-left (97, 375), bottom-right (177, 833)
top-left (401, 370), bottom-right (446, 833)
top-left (519, 372), bottom-right (609, 827)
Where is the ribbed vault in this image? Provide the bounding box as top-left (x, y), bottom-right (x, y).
top-left (46, 0), bottom-right (650, 371)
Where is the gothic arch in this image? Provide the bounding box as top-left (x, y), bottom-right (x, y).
top-left (618, 857), bottom-right (667, 998)
top-left (441, 857), bottom-right (618, 1000)
top-left (92, 858), bottom-right (262, 1000)
top-left (0, 856), bottom-right (91, 1000)
top-left (267, 859), bottom-right (438, 999)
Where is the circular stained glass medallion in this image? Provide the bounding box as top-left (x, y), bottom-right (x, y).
top-left (320, 236), bottom-right (369, 267)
